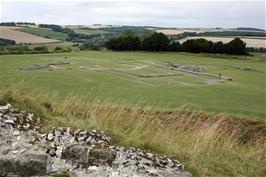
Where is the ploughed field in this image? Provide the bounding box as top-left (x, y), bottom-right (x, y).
top-left (0, 51), bottom-right (265, 118)
top-left (0, 26), bottom-right (59, 44)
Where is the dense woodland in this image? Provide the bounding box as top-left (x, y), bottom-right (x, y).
top-left (105, 31), bottom-right (248, 55)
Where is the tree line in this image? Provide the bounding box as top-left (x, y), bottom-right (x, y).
top-left (0, 38), bottom-right (16, 46)
top-left (105, 31), bottom-right (248, 55)
top-left (0, 22), bottom-right (35, 26)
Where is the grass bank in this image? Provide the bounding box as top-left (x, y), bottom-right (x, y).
top-left (1, 50), bottom-right (265, 118)
top-left (0, 85), bottom-right (265, 177)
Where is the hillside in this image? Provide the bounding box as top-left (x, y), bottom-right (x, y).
top-left (0, 26), bottom-right (59, 44)
top-left (16, 27), bottom-right (68, 41)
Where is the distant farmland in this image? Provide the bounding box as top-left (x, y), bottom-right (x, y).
top-left (179, 36), bottom-right (266, 48)
top-left (71, 28), bottom-right (109, 35)
top-left (16, 27), bottom-right (68, 40)
top-left (153, 28), bottom-right (208, 35)
top-left (0, 26), bottom-right (59, 44)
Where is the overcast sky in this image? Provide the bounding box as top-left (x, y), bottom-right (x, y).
top-left (1, 1), bottom-right (265, 29)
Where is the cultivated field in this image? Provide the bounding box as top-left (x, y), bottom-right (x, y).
top-left (1, 51), bottom-right (265, 118)
top-left (153, 28), bottom-right (208, 35)
top-left (179, 36), bottom-right (266, 48)
top-left (16, 27), bottom-right (68, 40)
top-left (0, 26), bottom-right (59, 44)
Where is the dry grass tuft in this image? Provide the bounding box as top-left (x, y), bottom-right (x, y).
top-left (0, 84), bottom-right (265, 177)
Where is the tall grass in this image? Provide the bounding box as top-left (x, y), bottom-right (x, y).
top-left (0, 85), bottom-right (265, 177)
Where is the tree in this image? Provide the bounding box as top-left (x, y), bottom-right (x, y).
top-left (142, 32), bottom-right (170, 51)
top-left (168, 41), bottom-right (182, 52)
top-left (225, 38), bottom-right (247, 55)
top-left (211, 41), bottom-right (226, 53)
top-left (182, 38), bottom-right (213, 53)
top-left (0, 38), bottom-right (16, 46)
top-left (105, 30), bottom-right (141, 51)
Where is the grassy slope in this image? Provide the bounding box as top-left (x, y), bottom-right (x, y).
top-left (0, 51), bottom-right (265, 118)
top-left (16, 27), bottom-right (68, 40)
top-left (0, 86), bottom-right (265, 177)
top-left (72, 28), bottom-right (109, 35)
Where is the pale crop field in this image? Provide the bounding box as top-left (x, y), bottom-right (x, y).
top-left (154, 28), bottom-right (207, 35)
top-left (0, 26), bottom-right (59, 44)
top-left (179, 36), bottom-right (266, 48)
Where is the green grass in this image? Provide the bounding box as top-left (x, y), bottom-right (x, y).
top-left (0, 86), bottom-right (265, 177)
top-left (71, 28), bottom-right (109, 35)
top-left (16, 27), bottom-right (68, 40)
top-left (0, 51), bottom-right (265, 118)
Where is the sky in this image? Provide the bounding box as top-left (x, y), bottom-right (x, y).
top-left (1, 1), bottom-right (265, 29)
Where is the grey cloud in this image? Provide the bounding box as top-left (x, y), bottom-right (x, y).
top-left (1, 1), bottom-right (265, 29)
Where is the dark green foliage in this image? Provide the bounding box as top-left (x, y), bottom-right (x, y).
top-left (39, 24), bottom-right (63, 32)
top-left (211, 41), bottom-right (226, 53)
top-left (0, 45), bottom-right (31, 54)
top-left (53, 46), bottom-right (72, 52)
top-left (53, 172), bottom-right (70, 177)
top-left (106, 30), bottom-right (141, 51)
top-left (182, 38), bottom-right (213, 53)
top-left (0, 22), bottom-right (16, 26)
top-left (225, 38), bottom-right (247, 55)
top-left (0, 38), bottom-right (16, 46)
top-left (168, 41), bottom-right (182, 52)
top-left (0, 45), bottom-right (71, 55)
top-left (79, 41), bottom-right (99, 50)
top-left (142, 33), bottom-right (170, 51)
top-left (0, 22), bottom-right (35, 26)
top-left (247, 47), bottom-right (266, 53)
top-left (236, 27), bottom-right (265, 32)
top-left (33, 46), bottom-right (49, 53)
top-left (16, 22), bottom-right (35, 26)
top-left (197, 31), bottom-right (266, 37)
top-left (106, 31), bottom-right (248, 55)
top-left (54, 46), bottom-right (63, 51)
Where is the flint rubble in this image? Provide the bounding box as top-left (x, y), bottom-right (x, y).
top-left (0, 104), bottom-right (192, 177)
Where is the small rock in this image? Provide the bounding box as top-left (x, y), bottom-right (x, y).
top-left (13, 130), bottom-right (20, 136)
top-left (4, 120), bottom-right (15, 125)
top-left (47, 133), bottom-right (54, 141)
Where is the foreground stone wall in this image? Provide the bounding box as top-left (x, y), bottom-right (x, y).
top-left (0, 104), bottom-right (192, 177)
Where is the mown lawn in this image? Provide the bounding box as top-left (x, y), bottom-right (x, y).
top-left (0, 50), bottom-right (265, 118)
top-left (16, 27), bottom-right (68, 40)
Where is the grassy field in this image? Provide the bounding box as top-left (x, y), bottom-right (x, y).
top-left (0, 85), bottom-right (265, 177)
top-left (16, 27), bottom-right (68, 40)
top-left (0, 51), bottom-right (265, 118)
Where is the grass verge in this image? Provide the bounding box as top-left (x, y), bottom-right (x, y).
top-left (0, 85), bottom-right (265, 177)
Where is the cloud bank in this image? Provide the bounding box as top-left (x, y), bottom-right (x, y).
top-left (1, 1), bottom-right (265, 28)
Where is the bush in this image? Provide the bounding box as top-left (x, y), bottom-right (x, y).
top-left (0, 38), bottom-right (16, 46)
top-left (33, 46), bottom-right (49, 53)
